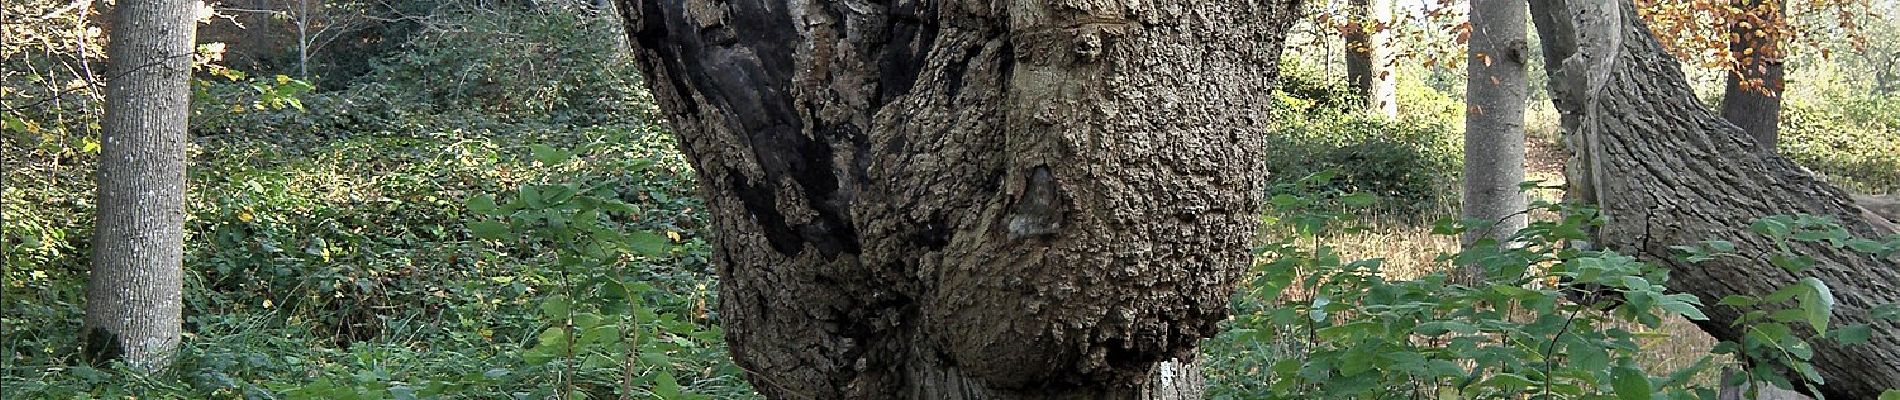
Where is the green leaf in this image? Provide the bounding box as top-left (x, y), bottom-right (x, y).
top-left (1879, 390), bottom-right (1900, 400)
top-left (1, 115), bottom-right (25, 132)
top-left (1269, 194), bottom-right (1302, 207)
top-left (1482, 373), bottom-right (1534, 390)
top-left (536, 327), bottom-right (568, 349)
top-left (1845, 238), bottom-right (1889, 253)
top-left (1873, 303), bottom-right (1900, 321)
top-left (1751, 217), bottom-right (1791, 238)
top-left (1339, 192), bottom-right (1377, 207)
top-left (1571, 339), bottom-right (1610, 373)
top-left (467, 195), bottom-right (499, 214)
top-left (1420, 321), bottom-right (1479, 335)
top-left (1794, 362), bottom-right (1824, 385)
top-left (540, 294), bottom-right (571, 319)
top-left (1829, 324), bottom-right (1873, 345)
top-left (1769, 254), bottom-right (1816, 273)
top-left (654, 372), bottom-right (683, 398)
top-left (519, 185), bottom-right (545, 209)
top-left (530, 144), bottom-right (572, 165)
top-left (1717, 295), bottom-right (1757, 307)
top-left (467, 220), bottom-right (511, 240)
top-left (1432, 218), bottom-right (1464, 235)
top-left (1659, 295), bottom-right (1708, 320)
top-left (1787, 340), bottom-right (1814, 361)
top-left (1705, 240), bottom-right (1737, 252)
top-left (1612, 365), bottom-right (1654, 400)
top-left (1339, 349), bottom-right (1377, 376)
top-left (1797, 277), bottom-right (1834, 334)
top-left (1620, 276), bottom-right (1652, 292)
top-left (628, 231), bottom-right (669, 256)
top-left (540, 184), bottom-right (577, 205)
top-left (1425, 359), bottom-right (1464, 378)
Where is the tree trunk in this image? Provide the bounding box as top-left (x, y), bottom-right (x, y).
top-left (1717, 0), bottom-right (1784, 149)
top-left (1345, 0), bottom-right (1397, 117)
top-left (1528, 0), bottom-right (1900, 397)
top-left (1458, 0), bottom-right (1529, 268)
top-left (618, 0), bottom-right (1298, 398)
top-left (1718, 368), bottom-right (1811, 400)
top-left (83, 0), bottom-right (195, 372)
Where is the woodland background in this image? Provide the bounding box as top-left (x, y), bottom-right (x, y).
top-left (3, 0), bottom-right (1897, 398)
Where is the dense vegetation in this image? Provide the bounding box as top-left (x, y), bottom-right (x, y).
top-left (5, 7), bottom-right (749, 398)
top-left (3, 1), bottom-right (1896, 398)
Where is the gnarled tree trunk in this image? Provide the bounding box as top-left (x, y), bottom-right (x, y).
top-left (619, 0), bottom-right (1298, 398)
top-left (1529, 0), bottom-right (1900, 397)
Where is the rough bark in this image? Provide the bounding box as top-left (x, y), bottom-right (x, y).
top-left (83, 0), bottom-right (195, 372)
top-left (619, 0), bottom-right (1298, 398)
top-left (1528, 0), bottom-right (1900, 397)
top-left (1717, 0), bottom-right (1784, 149)
top-left (1458, 0), bottom-right (1529, 267)
top-left (1859, 195), bottom-right (1900, 223)
top-left (1344, 0), bottom-right (1396, 117)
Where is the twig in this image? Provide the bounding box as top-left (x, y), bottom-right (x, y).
top-left (1, 51), bottom-right (193, 114)
top-left (34, 0), bottom-right (90, 20)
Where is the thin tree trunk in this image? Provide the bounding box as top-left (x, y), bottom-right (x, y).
top-left (619, 0), bottom-right (1298, 398)
top-left (1458, 0), bottom-right (1530, 271)
top-left (83, 0), bottom-right (195, 373)
top-left (1345, 0), bottom-right (1397, 117)
top-left (1528, 0), bottom-right (1900, 397)
top-left (1718, 0), bottom-right (1785, 149)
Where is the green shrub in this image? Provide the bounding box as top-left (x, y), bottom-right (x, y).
top-left (4, 5), bottom-right (754, 398)
top-left (1263, 63), bottom-right (1465, 214)
top-left (1779, 91), bottom-right (1900, 194)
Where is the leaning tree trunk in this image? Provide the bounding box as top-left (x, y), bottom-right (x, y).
top-left (619, 1), bottom-right (1298, 399)
top-left (1528, 0), bottom-right (1900, 398)
top-left (83, 0), bottom-right (195, 372)
top-left (1458, 0), bottom-right (1529, 265)
top-left (1718, 0), bottom-right (1785, 149)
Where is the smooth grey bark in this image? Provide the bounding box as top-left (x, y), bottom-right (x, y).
top-left (1458, 0), bottom-right (1529, 263)
top-left (620, 0), bottom-right (1297, 398)
top-left (83, 0), bottom-right (195, 372)
top-left (1718, 0), bottom-right (1785, 149)
top-left (1529, 0), bottom-right (1900, 397)
top-left (1344, 0), bottom-right (1397, 117)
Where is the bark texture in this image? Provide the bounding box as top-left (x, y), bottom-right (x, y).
top-left (1459, 0), bottom-right (1529, 259)
top-left (620, 0), bottom-right (1298, 398)
top-left (1344, 0), bottom-right (1396, 117)
top-left (1528, 0), bottom-right (1900, 397)
top-left (83, 0), bottom-right (195, 372)
top-left (1717, 0), bottom-right (1784, 149)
